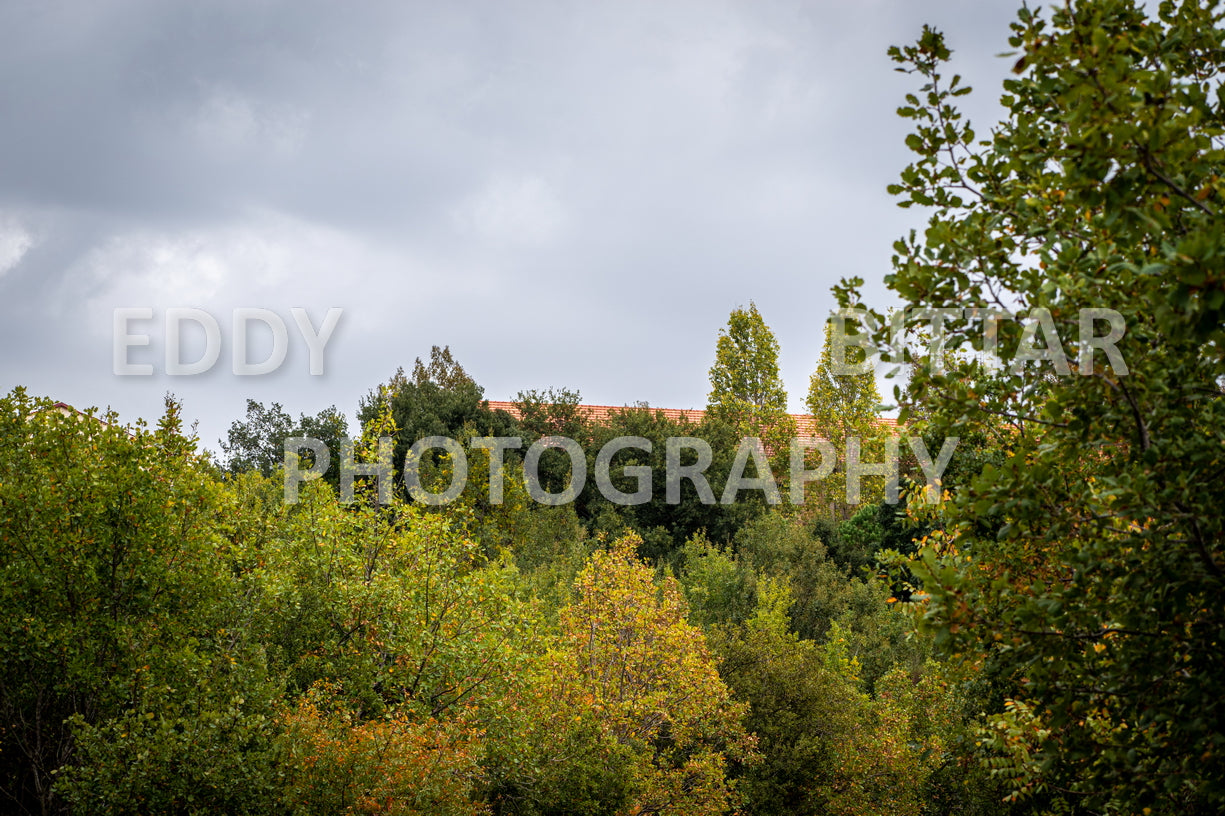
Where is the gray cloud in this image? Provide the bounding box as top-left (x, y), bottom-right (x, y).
top-left (0, 0), bottom-right (1022, 451)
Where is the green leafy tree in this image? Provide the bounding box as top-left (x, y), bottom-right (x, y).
top-left (512, 387), bottom-right (587, 440)
top-left (710, 578), bottom-right (857, 816)
top-left (712, 577), bottom-right (955, 816)
top-left (297, 405), bottom-right (351, 481)
top-left (219, 398), bottom-right (296, 476)
top-left (412, 344), bottom-right (477, 391)
top-left (805, 320), bottom-right (888, 519)
top-left (239, 476), bottom-right (537, 722)
top-left (676, 533), bottom-right (757, 630)
top-left (512, 387), bottom-right (592, 507)
top-left (807, 320), bottom-right (882, 443)
top-left (0, 390), bottom-right (281, 815)
top-left (840, 2), bottom-right (1225, 810)
top-left (219, 398), bottom-right (349, 487)
top-left (510, 532), bottom-right (756, 816)
top-left (707, 302), bottom-right (797, 456)
top-left (226, 468), bottom-right (541, 811)
top-left (359, 346), bottom-right (517, 492)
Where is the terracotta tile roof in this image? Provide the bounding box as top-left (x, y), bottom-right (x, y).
top-left (484, 400), bottom-right (898, 439)
top-left (34, 402), bottom-right (138, 438)
top-left (49, 401), bottom-right (94, 420)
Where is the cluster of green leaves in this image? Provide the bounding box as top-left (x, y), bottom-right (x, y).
top-left (837, 0), bottom-right (1225, 811)
top-left (1, 391), bottom-right (281, 814)
top-left (220, 398), bottom-right (349, 486)
top-left (676, 509), bottom-right (1012, 816)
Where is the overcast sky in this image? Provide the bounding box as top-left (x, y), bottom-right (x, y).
top-left (0, 0), bottom-right (1022, 454)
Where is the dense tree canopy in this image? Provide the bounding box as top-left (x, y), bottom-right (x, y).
top-left (18, 3), bottom-right (1225, 813)
top-left (0, 381), bottom-right (951, 815)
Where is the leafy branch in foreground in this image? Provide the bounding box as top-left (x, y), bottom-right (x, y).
top-left (844, 1), bottom-right (1225, 811)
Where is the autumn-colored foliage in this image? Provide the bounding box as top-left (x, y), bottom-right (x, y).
top-left (278, 683), bottom-right (486, 816)
top-left (549, 533), bottom-right (756, 815)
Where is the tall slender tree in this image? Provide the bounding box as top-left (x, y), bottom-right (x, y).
top-left (806, 319), bottom-right (886, 517)
top-left (707, 302), bottom-right (796, 459)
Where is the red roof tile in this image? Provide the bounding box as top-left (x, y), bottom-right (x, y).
top-left (484, 400), bottom-right (898, 439)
